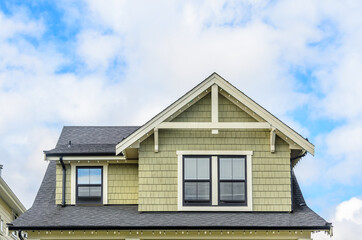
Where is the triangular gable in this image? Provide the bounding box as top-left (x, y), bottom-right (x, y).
top-left (116, 73), bottom-right (314, 155)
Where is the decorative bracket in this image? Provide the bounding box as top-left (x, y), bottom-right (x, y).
top-left (154, 128), bottom-right (159, 153)
top-left (270, 128), bottom-right (276, 153)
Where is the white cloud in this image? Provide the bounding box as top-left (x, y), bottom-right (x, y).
top-left (76, 30), bottom-right (124, 70)
top-left (313, 197), bottom-right (362, 240)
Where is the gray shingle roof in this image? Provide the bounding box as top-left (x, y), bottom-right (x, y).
top-left (10, 161), bottom-right (331, 230)
top-left (44, 126), bottom-right (139, 156)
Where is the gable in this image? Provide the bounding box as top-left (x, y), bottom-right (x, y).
top-left (116, 73), bottom-right (314, 156)
top-left (219, 93), bottom-right (257, 122)
top-left (172, 93), bottom-right (211, 122)
top-left (172, 92), bottom-right (258, 124)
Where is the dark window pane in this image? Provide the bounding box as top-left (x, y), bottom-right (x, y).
top-left (220, 182), bottom-right (233, 201)
top-left (78, 186), bottom-right (90, 197)
top-left (232, 158), bottom-right (245, 180)
top-left (184, 158), bottom-right (197, 179)
top-left (89, 186), bottom-right (102, 197)
top-left (220, 158), bottom-right (232, 180)
top-left (77, 167), bottom-right (102, 203)
top-left (220, 157), bottom-right (245, 180)
top-left (77, 169), bottom-right (90, 184)
top-left (233, 182), bottom-right (245, 201)
top-left (197, 182), bottom-right (210, 200)
top-left (89, 168), bottom-right (102, 184)
top-left (197, 158), bottom-right (210, 180)
top-left (184, 182), bottom-right (197, 200)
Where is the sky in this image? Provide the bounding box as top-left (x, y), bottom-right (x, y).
top-left (0, 0), bottom-right (362, 239)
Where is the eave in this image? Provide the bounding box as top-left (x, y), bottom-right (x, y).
top-left (0, 177), bottom-right (26, 215)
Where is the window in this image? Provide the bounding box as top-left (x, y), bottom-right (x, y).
top-left (219, 156), bottom-right (246, 205)
top-left (183, 156), bottom-right (211, 205)
top-left (76, 167), bottom-right (103, 204)
top-left (177, 151), bottom-right (253, 211)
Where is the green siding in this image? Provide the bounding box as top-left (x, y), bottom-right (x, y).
top-left (219, 94), bottom-right (257, 122)
top-left (55, 164), bottom-right (71, 205)
top-left (139, 93), bottom-right (291, 212)
top-left (139, 130), bottom-right (291, 212)
top-left (108, 164), bottom-right (138, 204)
top-left (172, 93), bottom-right (211, 122)
top-left (172, 93), bottom-right (257, 123)
top-left (56, 163), bottom-right (139, 205)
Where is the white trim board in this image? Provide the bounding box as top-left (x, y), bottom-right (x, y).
top-left (46, 156), bottom-right (126, 161)
top-left (116, 73), bottom-right (314, 155)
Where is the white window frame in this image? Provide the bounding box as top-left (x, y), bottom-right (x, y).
top-left (70, 163), bottom-right (108, 205)
top-left (0, 218), bottom-right (3, 233)
top-left (177, 151), bottom-right (253, 211)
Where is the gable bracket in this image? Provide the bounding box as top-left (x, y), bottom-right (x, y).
top-left (211, 84), bottom-right (219, 134)
top-left (154, 128), bottom-right (159, 153)
top-left (270, 128), bottom-right (276, 153)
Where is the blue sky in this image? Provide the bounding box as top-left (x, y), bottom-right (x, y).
top-left (1, 1), bottom-right (362, 239)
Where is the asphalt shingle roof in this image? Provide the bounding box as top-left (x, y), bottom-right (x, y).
top-left (44, 126), bottom-right (139, 156)
top-left (10, 161), bottom-right (331, 230)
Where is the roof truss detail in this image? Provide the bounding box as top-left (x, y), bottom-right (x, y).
top-left (116, 73), bottom-right (314, 156)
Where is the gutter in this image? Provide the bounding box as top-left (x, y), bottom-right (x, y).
top-left (8, 224), bottom-right (333, 231)
top-left (18, 230), bottom-right (24, 240)
top-left (59, 157), bottom-right (66, 207)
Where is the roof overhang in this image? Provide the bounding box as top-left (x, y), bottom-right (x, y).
top-left (0, 177), bottom-right (26, 215)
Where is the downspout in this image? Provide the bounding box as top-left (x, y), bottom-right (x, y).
top-left (59, 157), bottom-right (66, 207)
top-left (18, 230), bottom-right (24, 240)
top-left (290, 151), bottom-right (307, 212)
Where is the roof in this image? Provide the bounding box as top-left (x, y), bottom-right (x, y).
top-left (0, 176), bottom-right (26, 215)
top-left (10, 161), bottom-right (331, 231)
top-left (44, 126), bottom-right (139, 156)
top-left (116, 73), bottom-right (314, 155)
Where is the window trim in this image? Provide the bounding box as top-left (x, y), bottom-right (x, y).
top-left (177, 151), bottom-right (253, 211)
top-left (76, 166), bottom-right (103, 204)
top-left (182, 155), bottom-right (212, 206)
top-left (70, 163), bottom-right (108, 205)
top-left (218, 155), bottom-right (247, 206)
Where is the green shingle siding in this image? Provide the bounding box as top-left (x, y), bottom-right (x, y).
top-left (172, 93), bottom-right (211, 122)
top-left (55, 164), bottom-right (71, 205)
top-left (139, 129), bottom-right (291, 212)
top-left (139, 94), bottom-right (291, 212)
top-left (56, 163), bottom-right (139, 205)
top-left (108, 164), bottom-right (139, 204)
top-left (219, 93), bottom-right (257, 122)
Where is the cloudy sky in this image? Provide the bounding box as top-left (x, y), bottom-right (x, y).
top-left (1, 0), bottom-right (362, 239)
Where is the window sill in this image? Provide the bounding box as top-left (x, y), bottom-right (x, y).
top-left (74, 203), bottom-right (104, 206)
top-left (178, 205), bottom-right (253, 211)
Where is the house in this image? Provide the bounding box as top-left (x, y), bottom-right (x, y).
top-left (0, 165), bottom-right (26, 240)
top-left (9, 73), bottom-right (332, 239)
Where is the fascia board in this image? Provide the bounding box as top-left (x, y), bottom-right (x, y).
top-left (0, 177), bottom-right (26, 214)
top-left (214, 76), bottom-right (315, 155)
top-left (115, 75), bottom-right (217, 154)
top-left (45, 156), bottom-right (126, 161)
